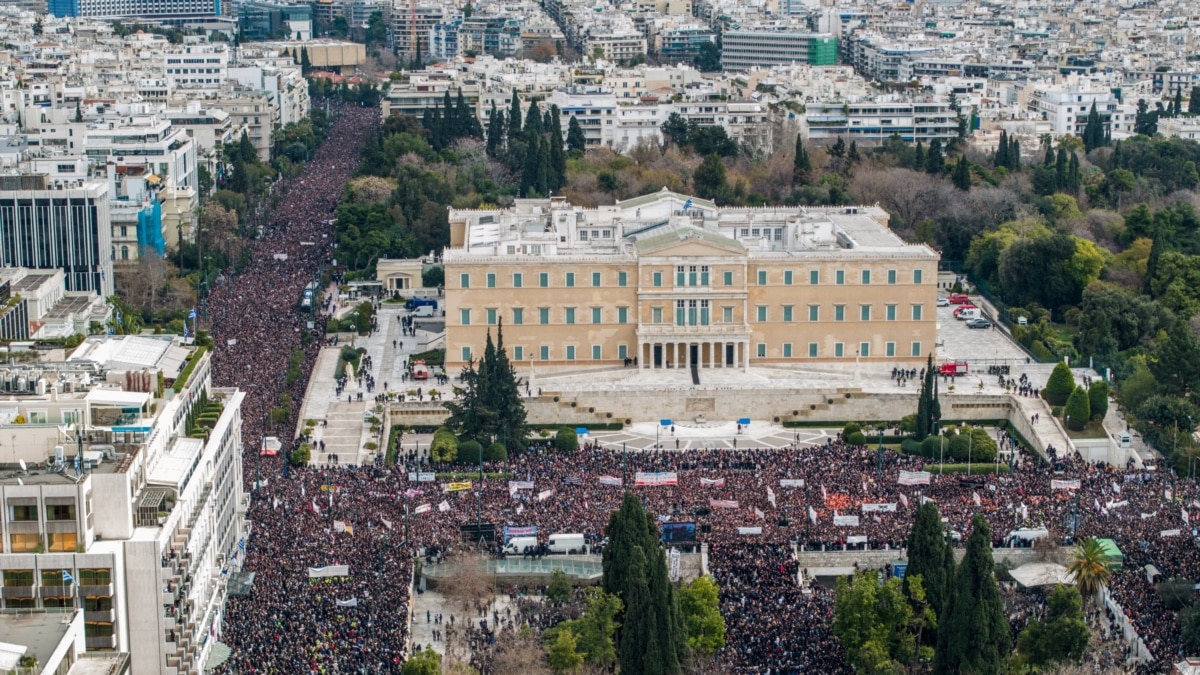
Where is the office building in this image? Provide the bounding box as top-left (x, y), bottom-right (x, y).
top-left (721, 31), bottom-right (837, 71)
top-left (48, 0), bottom-right (222, 19)
top-left (0, 176), bottom-right (113, 297)
top-left (441, 189), bottom-right (938, 371)
top-left (0, 335), bottom-right (246, 675)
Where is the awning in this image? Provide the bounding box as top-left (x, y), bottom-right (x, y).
top-left (205, 642), bottom-right (232, 669)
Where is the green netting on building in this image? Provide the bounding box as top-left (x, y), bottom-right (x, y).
top-left (808, 37), bottom-right (838, 66)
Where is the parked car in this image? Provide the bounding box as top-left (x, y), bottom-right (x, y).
top-left (952, 304), bottom-right (978, 318)
top-left (967, 318), bottom-right (992, 329)
top-left (948, 293), bottom-right (971, 304)
top-left (956, 308), bottom-right (981, 321)
top-left (936, 297), bottom-right (951, 307)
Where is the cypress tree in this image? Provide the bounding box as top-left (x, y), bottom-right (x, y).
top-left (926, 139), bottom-right (945, 174)
top-left (995, 130), bottom-right (1009, 168)
top-left (456, 90), bottom-right (480, 137)
top-left (793, 134), bottom-right (812, 184)
top-left (1083, 102), bottom-right (1102, 151)
top-left (1190, 86), bottom-right (1200, 115)
top-left (567, 115), bottom-right (586, 153)
top-left (548, 105), bottom-right (567, 191)
top-left (915, 354), bottom-right (940, 439)
top-left (486, 103), bottom-right (504, 157)
top-left (507, 89), bottom-right (523, 147)
top-left (442, 90), bottom-right (456, 138)
top-left (521, 135), bottom-right (541, 196)
top-left (913, 141), bottom-right (925, 170)
top-left (1175, 89), bottom-right (1183, 118)
top-left (1043, 136), bottom-right (1054, 166)
top-left (1067, 152), bottom-right (1081, 193)
top-left (536, 135), bottom-right (551, 196)
top-left (1145, 226), bottom-right (1167, 295)
top-left (952, 158), bottom-right (971, 191)
top-left (524, 99), bottom-right (543, 138)
top-left (1055, 147), bottom-right (1068, 190)
top-left (604, 493), bottom-right (685, 674)
top-left (300, 46), bottom-right (310, 74)
top-left (543, 108), bottom-right (553, 130)
top-left (1008, 136), bottom-right (1021, 169)
top-left (906, 502), bottom-right (951, 619)
top-left (934, 515), bottom-right (1010, 675)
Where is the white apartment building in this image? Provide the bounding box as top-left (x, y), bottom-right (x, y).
top-left (226, 64), bottom-right (311, 128)
top-left (803, 99), bottom-right (959, 146)
top-left (1159, 115), bottom-right (1200, 141)
top-left (162, 44), bottom-right (230, 93)
top-left (1025, 82), bottom-right (1133, 139)
top-left (585, 32), bottom-right (648, 63)
top-left (0, 335), bottom-right (247, 675)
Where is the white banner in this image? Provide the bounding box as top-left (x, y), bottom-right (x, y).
top-left (438, 500), bottom-right (451, 512)
top-left (779, 479), bottom-right (805, 488)
top-left (710, 499), bottom-right (740, 509)
top-left (336, 598), bottom-right (359, 607)
top-left (508, 481), bottom-right (535, 490)
top-left (537, 489), bottom-right (555, 502)
top-left (737, 527), bottom-right (762, 535)
top-left (898, 470), bottom-right (931, 486)
top-left (414, 504), bottom-right (431, 514)
top-left (834, 515), bottom-right (860, 526)
top-left (767, 487), bottom-right (776, 507)
top-left (1051, 479), bottom-right (1081, 490)
top-left (598, 476), bottom-right (622, 486)
top-left (861, 503), bottom-right (898, 513)
top-left (408, 472), bottom-right (436, 482)
top-left (846, 535), bottom-right (868, 545)
top-left (635, 472), bottom-right (678, 486)
top-left (1161, 529), bottom-right (1183, 538)
top-left (308, 565), bottom-right (350, 578)
top-left (699, 478), bottom-right (725, 487)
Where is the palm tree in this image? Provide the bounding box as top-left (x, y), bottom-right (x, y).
top-left (1067, 537), bottom-right (1113, 604)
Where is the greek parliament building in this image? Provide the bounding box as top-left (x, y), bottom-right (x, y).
top-left (441, 189), bottom-right (939, 372)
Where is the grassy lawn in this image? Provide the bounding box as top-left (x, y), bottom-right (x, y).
top-left (1064, 420), bottom-right (1109, 439)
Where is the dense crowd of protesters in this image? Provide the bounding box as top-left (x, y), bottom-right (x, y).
top-left (205, 101), bottom-right (1200, 673)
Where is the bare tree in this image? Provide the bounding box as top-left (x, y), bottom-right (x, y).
top-left (491, 629), bottom-right (552, 674)
top-left (440, 551), bottom-right (496, 618)
top-left (347, 175), bottom-right (396, 204)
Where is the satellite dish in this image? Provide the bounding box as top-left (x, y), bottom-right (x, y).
top-left (18, 459), bottom-right (26, 472)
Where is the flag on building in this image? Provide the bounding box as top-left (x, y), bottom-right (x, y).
top-left (62, 570), bottom-right (74, 584)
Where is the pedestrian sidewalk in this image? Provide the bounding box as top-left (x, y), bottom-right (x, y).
top-left (1012, 394), bottom-right (1074, 459)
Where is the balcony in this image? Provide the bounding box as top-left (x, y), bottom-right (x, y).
top-left (79, 583), bottom-right (113, 597)
top-left (39, 585), bottom-right (74, 599)
top-left (85, 635), bottom-right (116, 650)
top-left (1, 586), bottom-right (34, 599)
top-left (85, 609), bottom-right (115, 622)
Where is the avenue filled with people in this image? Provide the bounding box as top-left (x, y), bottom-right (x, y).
top-left (205, 104), bottom-right (1197, 673)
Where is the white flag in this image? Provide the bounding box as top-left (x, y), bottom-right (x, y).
top-left (438, 500), bottom-right (451, 512)
top-left (1184, 508), bottom-right (1190, 524)
top-left (808, 506), bottom-right (817, 524)
top-left (754, 507), bottom-right (764, 520)
top-left (312, 499), bottom-right (320, 515)
top-left (767, 487), bottom-right (776, 508)
top-left (273, 497), bottom-right (280, 510)
top-left (972, 492), bottom-right (981, 507)
top-left (301, 484), bottom-right (306, 497)
top-left (517, 504), bottom-right (524, 515)
top-left (898, 493), bottom-right (909, 508)
top-left (334, 520), bottom-right (346, 533)
top-left (820, 484), bottom-right (827, 501)
top-left (381, 518), bottom-right (393, 531)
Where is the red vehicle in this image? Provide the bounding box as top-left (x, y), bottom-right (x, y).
top-left (939, 361), bottom-right (969, 376)
top-left (952, 304), bottom-right (978, 318)
top-left (410, 360), bottom-right (430, 380)
top-left (260, 436), bottom-right (281, 456)
top-left (948, 293), bottom-right (971, 304)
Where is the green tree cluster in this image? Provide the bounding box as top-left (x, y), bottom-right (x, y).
top-left (914, 354), bottom-right (941, 441)
top-left (1016, 584), bottom-right (1090, 667)
top-left (420, 89), bottom-right (483, 150)
top-left (602, 493), bottom-right (686, 674)
top-left (833, 570), bottom-right (926, 673)
top-left (549, 587), bottom-right (623, 667)
top-left (677, 575), bottom-right (726, 656)
top-left (934, 515), bottom-right (1010, 674)
top-left (444, 324), bottom-right (528, 450)
top-left (1063, 386), bottom-right (1092, 430)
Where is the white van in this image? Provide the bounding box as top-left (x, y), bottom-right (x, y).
top-left (548, 533), bottom-right (586, 555)
top-left (956, 308), bottom-right (980, 321)
top-left (414, 305), bottom-right (435, 317)
top-left (503, 536), bottom-right (538, 555)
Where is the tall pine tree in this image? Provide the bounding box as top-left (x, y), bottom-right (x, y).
top-left (1083, 101), bottom-right (1103, 151)
top-left (793, 134), bottom-right (812, 185)
top-left (915, 354), bottom-right (941, 440)
top-left (906, 502), bottom-right (953, 621)
top-left (567, 115), bottom-right (586, 154)
top-left (548, 105), bottom-right (567, 192)
top-left (486, 103), bottom-right (504, 157)
top-left (521, 135), bottom-right (541, 196)
top-left (934, 515), bottom-right (1010, 675)
top-left (1066, 152), bottom-right (1081, 193)
top-left (443, 322), bottom-right (526, 447)
top-left (926, 139), bottom-right (945, 174)
top-left (1190, 86), bottom-right (1200, 115)
top-left (952, 158), bottom-right (971, 190)
top-left (1055, 147), bottom-right (1069, 190)
top-left (524, 99), bottom-right (543, 138)
top-left (604, 493), bottom-right (686, 675)
top-left (995, 130), bottom-right (1009, 169)
top-left (507, 89), bottom-right (523, 148)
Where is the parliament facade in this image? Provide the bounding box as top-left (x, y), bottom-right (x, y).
top-left (441, 189), bottom-right (939, 371)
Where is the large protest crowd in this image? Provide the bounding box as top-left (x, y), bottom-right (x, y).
top-left (207, 103), bottom-right (1200, 674)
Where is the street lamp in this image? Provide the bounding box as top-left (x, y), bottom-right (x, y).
top-left (939, 429), bottom-right (945, 475)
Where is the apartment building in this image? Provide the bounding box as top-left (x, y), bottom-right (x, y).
top-left (803, 99), bottom-right (959, 146)
top-left (0, 175), bottom-right (114, 296)
top-left (0, 335), bottom-right (246, 675)
top-left (1026, 83), bottom-right (1131, 138)
top-left (721, 30), bottom-right (837, 71)
top-left (441, 189), bottom-right (938, 371)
